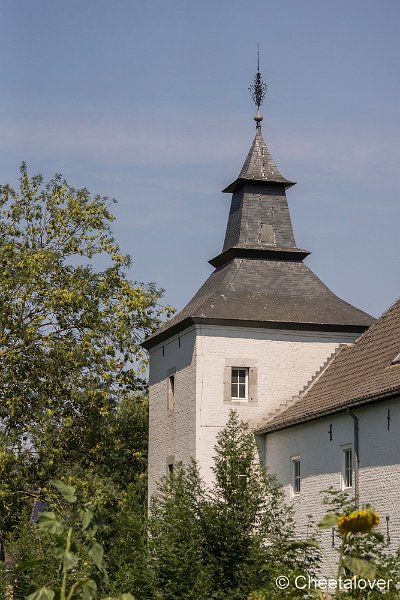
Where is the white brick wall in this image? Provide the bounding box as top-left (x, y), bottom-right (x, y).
top-left (264, 397), bottom-right (400, 569)
top-left (148, 326), bottom-right (197, 499)
top-left (148, 323), bottom-right (358, 497)
top-left (194, 325), bottom-right (357, 487)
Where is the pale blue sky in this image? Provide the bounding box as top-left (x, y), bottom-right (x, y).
top-left (1, 0), bottom-right (399, 318)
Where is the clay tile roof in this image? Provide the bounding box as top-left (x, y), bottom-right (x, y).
top-left (258, 297), bottom-right (400, 433)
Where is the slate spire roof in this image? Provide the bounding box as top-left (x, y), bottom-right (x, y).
top-left (210, 122), bottom-right (306, 269)
top-left (223, 125), bottom-right (295, 193)
top-left (142, 87), bottom-right (374, 350)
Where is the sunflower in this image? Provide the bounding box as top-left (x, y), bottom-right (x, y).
top-left (337, 508), bottom-right (380, 535)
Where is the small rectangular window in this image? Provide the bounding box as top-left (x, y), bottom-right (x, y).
top-left (167, 463), bottom-right (174, 475)
top-left (167, 374), bottom-right (175, 411)
top-left (342, 448), bottom-right (353, 489)
top-left (260, 223), bottom-right (276, 244)
top-left (231, 367), bottom-right (248, 400)
top-left (291, 457), bottom-right (301, 496)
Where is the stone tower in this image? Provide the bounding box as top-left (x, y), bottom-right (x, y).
top-left (143, 68), bottom-right (373, 498)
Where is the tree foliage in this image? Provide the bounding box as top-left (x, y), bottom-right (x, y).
top-left (148, 463), bottom-right (210, 600)
top-left (146, 412), bottom-right (314, 600)
top-left (0, 164), bottom-right (169, 539)
top-left (15, 481), bottom-right (135, 600)
top-left (0, 163), bottom-right (168, 437)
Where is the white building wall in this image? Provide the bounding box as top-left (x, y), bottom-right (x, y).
top-left (195, 324), bottom-right (357, 487)
top-left (264, 397), bottom-right (400, 570)
top-left (148, 322), bottom-right (358, 497)
top-left (148, 327), bottom-right (197, 499)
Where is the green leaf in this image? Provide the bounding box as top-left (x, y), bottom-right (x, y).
top-left (51, 479), bottom-right (77, 503)
top-left (80, 508), bottom-right (94, 530)
top-left (73, 578), bottom-right (97, 600)
top-left (371, 531), bottom-right (385, 543)
top-left (88, 540), bottom-right (104, 571)
top-left (26, 588), bottom-right (55, 600)
top-left (343, 555), bottom-right (377, 579)
top-left (37, 511), bottom-right (64, 535)
top-left (63, 549), bottom-right (79, 571)
top-left (15, 558), bottom-right (46, 572)
top-left (318, 512), bottom-right (338, 529)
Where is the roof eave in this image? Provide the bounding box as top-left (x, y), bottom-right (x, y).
top-left (141, 317), bottom-right (369, 351)
top-left (257, 388), bottom-right (400, 435)
top-left (222, 177), bottom-right (296, 194)
top-left (208, 246), bottom-right (311, 268)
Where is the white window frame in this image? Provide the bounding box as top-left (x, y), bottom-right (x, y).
top-left (231, 367), bottom-right (249, 401)
top-left (341, 446), bottom-right (353, 490)
top-left (291, 456), bottom-right (301, 497)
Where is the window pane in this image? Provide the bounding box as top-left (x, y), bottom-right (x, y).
top-left (292, 459), bottom-right (300, 494)
top-left (347, 468), bottom-right (352, 488)
top-left (231, 367), bottom-right (248, 401)
top-left (343, 449), bottom-right (352, 488)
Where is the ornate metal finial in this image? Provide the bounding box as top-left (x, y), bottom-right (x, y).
top-left (249, 44), bottom-right (267, 127)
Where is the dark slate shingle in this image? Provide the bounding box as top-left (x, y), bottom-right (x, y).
top-left (143, 258), bottom-right (374, 349)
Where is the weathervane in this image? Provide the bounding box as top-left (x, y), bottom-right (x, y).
top-left (248, 43), bottom-right (267, 127)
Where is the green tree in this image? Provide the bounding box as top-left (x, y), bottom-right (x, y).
top-left (0, 164), bottom-right (170, 550)
top-left (107, 485), bottom-right (151, 599)
top-left (0, 163), bottom-right (168, 438)
top-left (148, 463), bottom-right (211, 600)
top-left (147, 412), bottom-right (314, 600)
top-left (204, 412), bottom-right (310, 599)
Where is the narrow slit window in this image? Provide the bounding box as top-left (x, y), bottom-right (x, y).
top-left (168, 374), bottom-right (175, 411)
top-left (231, 368), bottom-right (248, 400)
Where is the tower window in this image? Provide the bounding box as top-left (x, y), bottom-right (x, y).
top-left (259, 223), bottom-right (275, 244)
top-left (167, 374), bottom-right (175, 411)
top-left (342, 447), bottom-right (353, 489)
top-left (224, 361), bottom-right (257, 404)
top-left (231, 367), bottom-right (248, 400)
top-left (291, 457), bottom-right (301, 496)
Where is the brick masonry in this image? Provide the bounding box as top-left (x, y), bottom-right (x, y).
top-left (148, 323), bottom-right (358, 497)
top-left (264, 398), bottom-right (400, 570)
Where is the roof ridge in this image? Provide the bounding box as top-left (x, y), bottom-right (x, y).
top-left (239, 128), bottom-right (285, 182)
top-left (339, 296), bottom-right (400, 353)
top-left (200, 259), bottom-right (244, 313)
